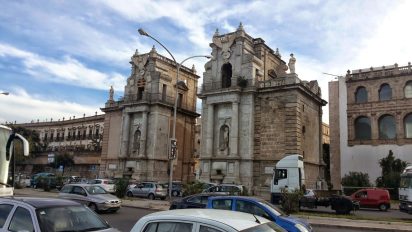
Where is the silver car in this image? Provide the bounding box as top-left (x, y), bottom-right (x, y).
top-left (126, 182), bottom-right (167, 200)
top-left (59, 184), bottom-right (121, 213)
top-left (0, 197), bottom-right (119, 232)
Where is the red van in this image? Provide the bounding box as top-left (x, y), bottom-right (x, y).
top-left (350, 188), bottom-right (390, 211)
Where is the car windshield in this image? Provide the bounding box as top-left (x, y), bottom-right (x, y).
top-left (85, 186), bottom-right (107, 194)
top-left (36, 205), bottom-right (110, 232)
top-left (240, 222), bottom-right (286, 232)
top-left (258, 201), bottom-right (285, 216)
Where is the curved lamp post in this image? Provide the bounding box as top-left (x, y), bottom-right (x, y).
top-left (138, 28), bottom-right (211, 198)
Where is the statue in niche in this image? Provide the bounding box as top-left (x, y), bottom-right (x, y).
top-left (288, 53), bottom-right (296, 74)
top-left (219, 125), bottom-right (230, 151)
top-left (109, 86), bottom-right (114, 101)
top-left (133, 129), bottom-right (141, 154)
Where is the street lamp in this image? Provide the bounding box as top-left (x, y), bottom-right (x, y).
top-left (0, 92), bottom-right (9, 95)
top-left (138, 28), bottom-right (211, 198)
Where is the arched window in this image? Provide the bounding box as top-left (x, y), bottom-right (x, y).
top-left (221, 63), bottom-right (232, 88)
top-left (379, 115), bottom-right (396, 139)
top-left (354, 116), bottom-right (371, 140)
top-left (405, 113), bottom-right (412, 138)
top-left (355, 86), bottom-right (368, 103)
top-left (379, 83), bottom-right (392, 101)
top-left (405, 81), bottom-right (412, 98)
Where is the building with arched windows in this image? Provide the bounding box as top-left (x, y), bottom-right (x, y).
top-left (329, 63), bottom-right (412, 189)
top-left (199, 25), bottom-right (327, 196)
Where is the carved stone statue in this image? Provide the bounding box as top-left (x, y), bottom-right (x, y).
top-left (133, 129), bottom-right (141, 154)
top-left (288, 53), bottom-right (296, 74)
top-left (219, 125), bottom-right (229, 151)
top-left (109, 86), bottom-right (114, 101)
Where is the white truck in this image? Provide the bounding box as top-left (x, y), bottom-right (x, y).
top-left (399, 165), bottom-right (412, 214)
top-left (270, 154), bottom-right (358, 214)
top-left (0, 125), bottom-right (29, 196)
top-left (270, 154), bottom-right (305, 204)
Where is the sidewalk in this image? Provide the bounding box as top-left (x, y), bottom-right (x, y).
top-left (13, 188), bottom-right (412, 231)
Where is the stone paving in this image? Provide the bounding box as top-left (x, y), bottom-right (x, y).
top-left (13, 188), bottom-right (412, 231)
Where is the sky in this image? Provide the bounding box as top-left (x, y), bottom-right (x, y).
top-left (1, 0), bottom-right (412, 124)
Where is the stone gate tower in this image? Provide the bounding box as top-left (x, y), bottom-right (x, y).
top-left (198, 24), bottom-right (327, 196)
top-left (100, 47), bottom-right (199, 183)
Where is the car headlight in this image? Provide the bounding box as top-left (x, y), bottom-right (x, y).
top-left (295, 223), bottom-right (310, 232)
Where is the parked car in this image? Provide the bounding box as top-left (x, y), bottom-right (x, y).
top-left (126, 182), bottom-right (167, 200)
top-left (89, 178), bottom-right (116, 193)
top-left (131, 208), bottom-right (286, 232)
top-left (350, 188), bottom-right (391, 211)
top-left (169, 192), bottom-right (229, 209)
top-left (207, 196), bottom-right (312, 232)
top-left (203, 184), bottom-right (245, 195)
top-left (30, 172), bottom-right (55, 188)
top-left (0, 197), bottom-right (119, 232)
top-left (15, 174), bottom-right (31, 187)
top-left (59, 184), bottom-right (121, 213)
top-left (162, 181), bottom-right (183, 196)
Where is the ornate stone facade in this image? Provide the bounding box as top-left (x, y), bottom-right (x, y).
top-left (329, 63), bottom-right (412, 189)
top-left (100, 48), bottom-right (199, 183)
top-left (12, 114), bottom-right (104, 177)
top-left (198, 25), bottom-right (326, 196)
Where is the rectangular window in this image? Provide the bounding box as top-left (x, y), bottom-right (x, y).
top-left (177, 93), bottom-right (183, 108)
top-left (162, 84), bottom-right (167, 101)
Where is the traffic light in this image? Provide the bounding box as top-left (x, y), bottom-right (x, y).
top-left (170, 139), bottom-right (177, 160)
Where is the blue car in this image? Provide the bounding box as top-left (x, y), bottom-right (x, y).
top-left (207, 196), bottom-right (312, 232)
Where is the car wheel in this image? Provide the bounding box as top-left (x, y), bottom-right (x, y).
top-left (148, 193), bottom-right (155, 200)
top-left (172, 190), bottom-right (179, 197)
top-left (127, 191), bottom-right (133, 197)
top-left (89, 203), bottom-right (98, 212)
top-left (379, 203), bottom-right (388, 211)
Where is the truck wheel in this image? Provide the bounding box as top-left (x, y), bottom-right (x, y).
top-left (379, 204), bottom-right (388, 211)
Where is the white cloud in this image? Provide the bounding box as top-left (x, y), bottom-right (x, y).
top-left (0, 43), bottom-right (125, 91)
top-left (0, 88), bottom-right (101, 124)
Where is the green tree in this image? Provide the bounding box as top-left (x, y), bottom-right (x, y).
top-left (341, 172), bottom-right (371, 195)
top-left (52, 153), bottom-right (75, 176)
top-left (8, 125), bottom-right (47, 163)
top-left (376, 150), bottom-right (408, 199)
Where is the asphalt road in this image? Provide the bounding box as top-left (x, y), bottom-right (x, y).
top-left (100, 207), bottom-right (368, 232)
top-left (299, 205), bottom-right (412, 220)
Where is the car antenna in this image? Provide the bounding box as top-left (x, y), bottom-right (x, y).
top-left (252, 214), bottom-right (261, 224)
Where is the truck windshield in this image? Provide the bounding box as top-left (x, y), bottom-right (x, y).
top-left (400, 176), bottom-right (412, 188)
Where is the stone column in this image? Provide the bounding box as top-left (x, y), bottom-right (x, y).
top-left (141, 111), bottom-right (149, 157)
top-left (230, 101), bottom-right (239, 157)
top-left (120, 113), bottom-right (131, 158)
top-left (206, 104), bottom-right (214, 157)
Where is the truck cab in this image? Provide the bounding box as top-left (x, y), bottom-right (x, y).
top-left (271, 154), bottom-right (305, 204)
top-left (399, 165), bottom-right (412, 214)
top-left (0, 125), bottom-right (29, 196)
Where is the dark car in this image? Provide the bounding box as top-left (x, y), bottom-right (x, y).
top-left (162, 181), bottom-right (183, 197)
top-left (0, 197), bottom-right (118, 232)
top-left (169, 192), bottom-right (229, 210)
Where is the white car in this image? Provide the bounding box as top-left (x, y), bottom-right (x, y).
top-left (89, 179), bottom-right (116, 193)
top-left (131, 208), bottom-right (286, 232)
